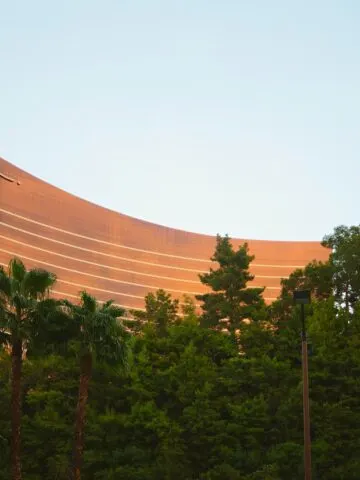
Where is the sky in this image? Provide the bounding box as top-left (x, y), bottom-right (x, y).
top-left (1, 1), bottom-right (359, 241)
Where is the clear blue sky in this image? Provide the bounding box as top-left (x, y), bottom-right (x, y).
top-left (1, 1), bottom-right (359, 241)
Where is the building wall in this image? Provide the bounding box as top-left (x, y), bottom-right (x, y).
top-left (0, 157), bottom-right (329, 310)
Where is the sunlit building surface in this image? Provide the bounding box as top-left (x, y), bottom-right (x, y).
top-left (0, 157), bottom-right (329, 311)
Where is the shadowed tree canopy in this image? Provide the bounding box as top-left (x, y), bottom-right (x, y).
top-left (1, 220), bottom-right (360, 480)
top-left (269, 259), bottom-right (333, 326)
top-left (63, 292), bottom-right (129, 480)
top-left (196, 235), bottom-right (265, 332)
top-left (0, 258), bottom-right (57, 480)
top-left (322, 225), bottom-right (360, 311)
top-left (280, 261), bottom-right (333, 302)
top-left (131, 289), bottom-right (180, 336)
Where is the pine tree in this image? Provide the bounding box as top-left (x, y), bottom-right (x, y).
top-left (196, 235), bottom-right (265, 332)
top-left (132, 289), bottom-right (180, 336)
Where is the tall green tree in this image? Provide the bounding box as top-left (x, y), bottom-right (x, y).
top-left (322, 225), bottom-right (360, 311)
top-left (131, 289), bottom-right (180, 336)
top-left (279, 260), bottom-right (333, 302)
top-left (63, 292), bottom-right (129, 480)
top-left (196, 235), bottom-right (265, 332)
top-left (181, 294), bottom-right (199, 325)
top-left (269, 260), bottom-right (333, 327)
top-left (0, 258), bottom-right (56, 480)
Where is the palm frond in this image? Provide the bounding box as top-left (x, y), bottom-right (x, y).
top-left (92, 313), bottom-right (129, 363)
top-left (23, 269), bottom-right (57, 298)
top-left (59, 291), bottom-right (130, 368)
top-left (12, 293), bottom-right (31, 312)
top-left (80, 291), bottom-right (97, 313)
top-left (29, 298), bottom-right (80, 355)
top-left (8, 257), bottom-right (26, 283)
top-left (0, 329), bottom-right (11, 346)
top-left (0, 266), bottom-right (12, 297)
top-left (101, 299), bottom-right (115, 309)
top-left (61, 298), bottom-right (75, 310)
top-left (103, 304), bottom-right (125, 319)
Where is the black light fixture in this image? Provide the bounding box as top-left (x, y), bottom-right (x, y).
top-left (294, 290), bottom-right (311, 305)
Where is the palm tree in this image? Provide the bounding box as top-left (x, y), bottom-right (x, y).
top-left (63, 291), bottom-right (128, 480)
top-left (0, 257), bottom-right (57, 480)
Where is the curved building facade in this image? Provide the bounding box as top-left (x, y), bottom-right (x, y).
top-left (0, 157), bottom-right (329, 311)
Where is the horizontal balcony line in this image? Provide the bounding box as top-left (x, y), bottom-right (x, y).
top-left (0, 261), bottom-right (145, 311)
top-left (0, 234), bottom-right (285, 283)
top-left (0, 208), bottom-right (306, 268)
top-left (0, 248), bottom-right (281, 295)
top-left (0, 251), bottom-right (280, 303)
top-left (0, 208), bottom-right (211, 262)
top-left (0, 263), bottom-right (278, 312)
top-left (0, 221), bottom-right (208, 273)
top-left (0, 247), bottom-right (281, 293)
top-left (0, 235), bottom-right (202, 284)
top-left (51, 289), bottom-right (145, 311)
top-left (55, 278), bottom-right (202, 307)
top-left (0, 248), bottom-right (203, 295)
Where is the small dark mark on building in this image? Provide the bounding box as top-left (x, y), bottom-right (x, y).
top-left (0, 172), bottom-right (21, 185)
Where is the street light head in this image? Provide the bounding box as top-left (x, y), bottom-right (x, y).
top-left (293, 290), bottom-right (311, 305)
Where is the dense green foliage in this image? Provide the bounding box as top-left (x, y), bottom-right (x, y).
top-left (196, 235), bottom-right (265, 331)
top-left (62, 292), bottom-right (129, 480)
top-left (0, 258), bottom-right (58, 480)
top-left (1, 226), bottom-right (360, 479)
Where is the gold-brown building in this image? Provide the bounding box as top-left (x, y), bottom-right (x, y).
top-left (0, 157), bottom-right (329, 311)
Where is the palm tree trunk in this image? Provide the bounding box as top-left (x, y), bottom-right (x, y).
top-left (11, 339), bottom-right (23, 480)
top-left (71, 353), bottom-right (92, 480)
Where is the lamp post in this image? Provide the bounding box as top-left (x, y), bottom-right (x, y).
top-left (294, 290), bottom-right (312, 480)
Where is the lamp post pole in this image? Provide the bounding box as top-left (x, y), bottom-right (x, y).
top-left (294, 291), bottom-right (312, 480)
top-left (301, 303), bottom-right (312, 480)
